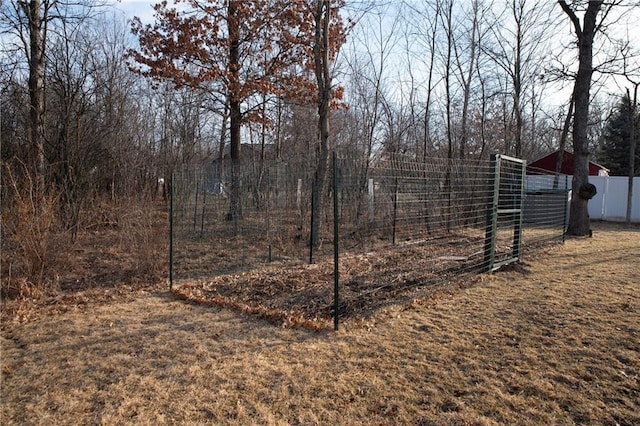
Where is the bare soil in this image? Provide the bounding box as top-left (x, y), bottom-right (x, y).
top-left (1, 222), bottom-right (638, 425)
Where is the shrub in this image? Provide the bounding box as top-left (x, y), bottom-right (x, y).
top-left (1, 163), bottom-right (66, 298)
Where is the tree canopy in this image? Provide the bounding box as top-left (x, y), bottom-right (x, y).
top-left (130, 0), bottom-right (347, 124)
top-left (130, 0), bottom-right (347, 231)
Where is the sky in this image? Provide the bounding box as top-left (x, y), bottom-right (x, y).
top-left (114, 0), bottom-right (157, 22)
top-left (114, 0), bottom-right (640, 108)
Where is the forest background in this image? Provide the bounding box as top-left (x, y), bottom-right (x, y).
top-left (1, 0), bottom-right (639, 299)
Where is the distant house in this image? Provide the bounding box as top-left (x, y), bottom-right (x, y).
top-left (527, 150), bottom-right (609, 176)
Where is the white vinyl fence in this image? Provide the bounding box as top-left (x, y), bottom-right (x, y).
top-left (587, 176), bottom-right (640, 222)
top-left (525, 175), bottom-right (640, 223)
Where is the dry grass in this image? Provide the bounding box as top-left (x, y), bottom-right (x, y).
top-left (1, 222), bottom-right (639, 425)
top-left (1, 198), bottom-right (168, 324)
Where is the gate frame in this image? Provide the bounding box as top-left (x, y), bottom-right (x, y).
top-left (483, 154), bottom-right (526, 272)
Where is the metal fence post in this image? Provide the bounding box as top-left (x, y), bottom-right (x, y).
top-left (512, 160), bottom-right (526, 260)
top-left (483, 154), bottom-right (500, 272)
top-left (392, 177), bottom-right (399, 245)
top-left (333, 152), bottom-right (340, 331)
top-left (169, 172), bottom-right (174, 291)
top-left (562, 174), bottom-right (569, 243)
top-left (309, 188), bottom-right (314, 264)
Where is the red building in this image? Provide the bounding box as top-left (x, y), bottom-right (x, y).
top-left (528, 150), bottom-right (609, 176)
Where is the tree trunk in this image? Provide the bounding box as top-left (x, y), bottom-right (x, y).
top-left (458, 0), bottom-right (479, 160)
top-left (228, 1), bottom-right (242, 234)
top-left (217, 100), bottom-right (229, 183)
top-left (560, 0), bottom-right (603, 236)
top-left (513, 5), bottom-right (523, 158)
top-left (311, 142), bottom-right (329, 248)
top-left (422, 1), bottom-right (439, 231)
top-left (444, 0), bottom-right (454, 230)
top-left (310, 0), bottom-right (332, 249)
top-left (627, 85), bottom-right (638, 225)
top-left (554, 96), bottom-right (574, 189)
top-left (24, 0), bottom-right (46, 192)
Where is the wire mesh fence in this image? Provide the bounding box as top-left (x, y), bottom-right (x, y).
top-left (524, 170), bottom-right (571, 246)
top-left (170, 152), bottom-right (569, 329)
top-left (170, 159), bottom-right (333, 283)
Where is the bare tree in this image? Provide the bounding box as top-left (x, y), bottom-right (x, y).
top-left (310, 0), bottom-right (346, 248)
top-left (453, 0), bottom-right (483, 160)
top-left (484, 0), bottom-right (554, 158)
top-left (619, 41), bottom-right (640, 224)
top-left (335, 2), bottom-right (398, 224)
top-left (400, 0), bottom-right (444, 161)
top-left (559, 0), bottom-right (609, 236)
top-left (441, 0), bottom-right (456, 162)
top-left (624, 83), bottom-right (638, 224)
top-left (1, 0), bottom-right (99, 192)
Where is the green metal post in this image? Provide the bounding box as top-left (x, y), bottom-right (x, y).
top-left (200, 186), bottom-right (207, 238)
top-left (333, 152), bottom-right (340, 331)
top-left (193, 177), bottom-right (199, 231)
top-left (483, 155), bottom-right (500, 272)
top-left (392, 177), bottom-right (399, 245)
top-left (309, 188), bottom-right (314, 264)
top-left (562, 175), bottom-right (569, 243)
top-left (169, 172), bottom-right (174, 290)
top-left (512, 160), bottom-right (526, 260)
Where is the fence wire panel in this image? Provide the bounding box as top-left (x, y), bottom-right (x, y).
top-left (334, 154), bottom-right (495, 305)
top-left (524, 167), bottom-right (570, 246)
top-left (482, 155), bottom-right (526, 271)
top-left (171, 160), bottom-right (333, 284)
top-left (170, 153), bottom-right (568, 328)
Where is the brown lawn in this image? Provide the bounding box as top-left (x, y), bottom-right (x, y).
top-left (1, 222), bottom-right (638, 425)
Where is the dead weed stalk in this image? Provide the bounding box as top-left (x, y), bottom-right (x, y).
top-left (116, 198), bottom-right (167, 279)
top-left (1, 163), bottom-right (66, 298)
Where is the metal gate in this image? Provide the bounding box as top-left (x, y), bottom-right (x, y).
top-left (483, 154), bottom-right (526, 272)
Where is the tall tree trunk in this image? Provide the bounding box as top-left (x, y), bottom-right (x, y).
top-left (421, 0), bottom-right (441, 232)
top-left (457, 0), bottom-right (479, 160)
top-left (310, 0), bottom-right (332, 248)
top-left (627, 85), bottom-right (638, 225)
top-left (513, 2), bottom-right (524, 158)
top-left (254, 98), bottom-right (268, 210)
top-left (444, 0), bottom-right (454, 162)
top-left (444, 0), bottom-right (454, 230)
top-left (24, 0), bottom-right (46, 192)
top-left (228, 0), bottom-right (242, 234)
top-left (553, 96), bottom-right (574, 190)
top-left (559, 0), bottom-right (603, 236)
top-left (422, 2), bottom-right (438, 162)
top-left (217, 100), bottom-right (229, 183)
top-left (513, 60), bottom-right (523, 157)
